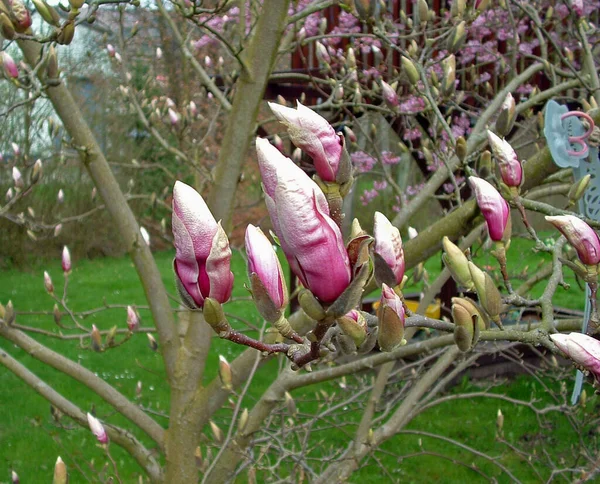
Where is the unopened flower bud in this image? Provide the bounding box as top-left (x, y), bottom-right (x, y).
top-left (209, 420), bottom-right (222, 443)
top-left (292, 147), bottom-right (302, 163)
top-left (147, 333), bottom-right (158, 351)
top-left (284, 391), bottom-right (297, 416)
top-left (87, 413), bottom-right (108, 444)
top-left (298, 289), bottom-right (326, 321)
top-left (337, 310), bottom-right (368, 347)
top-left (373, 212), bottom-right (405, 287)
top-left (441, 55), bottom-right (456, 95)
top-left (53, 304), bottom-right (61, 324)
top-left (54, 224), bottom-right (62, 237)
top-left (272, 134), bottom-right (284, 153)
top-left (487, 132), bottom-right (522, 188)
top-left (469, 177), bottom-right (510, 241)
top-left (496, 93), bottom-right (517, 137)
top-left (447, 21), bottom-right (466, 52)
top-left (315, 42), bottom-right (330, 64)
top-left (0, 12), bottom-right (16, 39)
top-left (238, 408), bottom-right (249, 432)
top-left (452, 297), bottom-right (484, 352)
top-left (31, 159), bottom-right (42, 183)
top-left (218, 355), bottom-right (233, 391)
top-left (12, 166), bottom-right (23, 188)
top-left (53, 456), bottom-right (67, 484)
top-left (62, 246), bottom-right (71, 273)
top-left (90, 324), bottom-right (102, 351)
top-left (455, 136), bottom-right (467, 162)
top-left (401, 56), bottom-right (420, 86)
top-left (450, 0), bottom-right (465, 17)
top-left (168, 108), bottom-right (180, 126)
top-left (381, 80), bottom-right (399, 109)
top-left (44, 271), bottom-right (54, 294)
top-left (546, 215), bottom-right (600, 266)
top-left (377, 284), bottom-right (405, 352)
top-left (4, 300), bottom-right (15, 325)
top-left (568, 175), bottom-right (591, 206)
top-left (468, 262), bottom-right (502, 325)
top-left (140, 226), bottom-right (150, 245)
top-left (11, 470), bottom-right (18, 484)
top-left (57, 189), bottom-right (64, 203)
top-left (343, 126), bottom-right (357, 143)
top-left (496, 408), bottom-right (504, 433)
top-left (126, 305), bottom-right (139, 331)
top-left (442, 237), bottom-right (474, 290)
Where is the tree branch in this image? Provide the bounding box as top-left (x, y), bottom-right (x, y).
top-left (0, 346), bottom-right (162, 482)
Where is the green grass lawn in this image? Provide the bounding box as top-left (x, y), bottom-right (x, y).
top-left (0, 235), bottom-right (594, 482)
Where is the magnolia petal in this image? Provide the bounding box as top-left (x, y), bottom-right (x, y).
top-left (276, 183), bottom-right (350, 302)
top-left (172, 212), bottom-right (204, 306)
top-left (205, 223), bottom-right (234, 304)
top-left (173, 181), bottom-right (217, 260)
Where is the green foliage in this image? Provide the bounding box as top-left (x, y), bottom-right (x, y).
top-left (0, 237), bottom-right (589, 480)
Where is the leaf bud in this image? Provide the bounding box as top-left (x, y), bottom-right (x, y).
top-left (218, 355), bottom-right (233, 391)
top-left (401, 56), bottom-right (420, 86)
top-left (568, 174), bottom-right (591, 206)
top-left (209, 420), bottom-right (223, 443)
top-left (442, 237), bottom-right (474, 290)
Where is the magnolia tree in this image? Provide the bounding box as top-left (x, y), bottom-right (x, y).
top-left (1, 0), bottom-right (600, 482)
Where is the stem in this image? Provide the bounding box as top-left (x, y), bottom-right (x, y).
top-left (0, 346), bottom-right (162, 482)
top-left (105, 445), bottom-right (123, 484)
top-left (15, 38), bottom-right (179, 383)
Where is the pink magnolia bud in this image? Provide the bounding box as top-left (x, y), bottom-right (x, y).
top-left (469, 177), bottom-right (510, 242)
top-left (204, 55), bottom-right (212, 67)
top-left (86, 413), bottom-right (108, 444)
top-left (315, 42), bottom-right (330, 64)
top-left (168, 108), bottom-right (180, 126)
top-left (343, 126), bottom-right (357, 143)
top-left (381, 80), bottom-right (399, 109)
top-left (106, 44), bottom-right (116, 57)
top-left (11, 470), bottom-right (18, 484)
top-left (57, 188), bottom-right (64, 203)
top-left (377, 284), bottom-right (405, 352)
top-left (54, 223), bottom-right (62, 237)
top-left (373, 212), bottom-right (405, 287)
top-left (126, 305), bottom-right (140, 331)
top-left (545, 215), bottom-right (600, 266)
top-left (62, 246), bottom-right (71, 273)
top-left (114, 52), bottom-right (122, 63)
top-left (273, 134), bottom-right (284, 153)
top-left (487, 131), bottom-right (522, 187)
top-left (156, 47), bottom-right (163, 59)
top-left (11, 142), bottom-right (20, 156)
top-left (12, 166), bottom-right (23, 188)
top-left (1, 52), bottom-right (19, 79)
top-left (6, 187), bottom-right (13, 201)
top-left (268, 101), bottom-right (343, 182)
top-left (256, 138), bottom-right (351, 303)
top-left (172, 181), bottom-right (234, 308)
top-left (9, 0), bottom-right (31, 32)
top-left (44, 271), bottom-right (54, 293)
top-left (189, 101), bottom-right (198, 117)
top-left (551, 332), bottom-right (600, 379)
top-left (571, 0), bottom-right (584, 16)
top-left (245, 224), bottom-right (288, 311)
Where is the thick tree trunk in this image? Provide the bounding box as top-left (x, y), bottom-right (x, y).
top-left (207, 0), bottom-right (291, 229)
